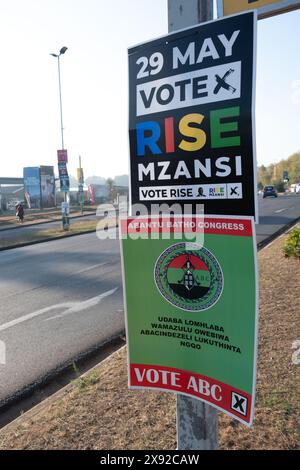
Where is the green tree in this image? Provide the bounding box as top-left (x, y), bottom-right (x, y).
top-left (258, 151), bottom-right (300, 187)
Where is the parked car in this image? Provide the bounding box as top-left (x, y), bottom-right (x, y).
top-left (289, 183), bottom-right (300, 193)
top-left (294, 183), bottom-right (300, 194)
top-left (263, 185), bottom-right (278, 198)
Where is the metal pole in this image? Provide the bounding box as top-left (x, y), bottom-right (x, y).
top-left (168, 0), bottom-right (218, 451)
top-left (54, 50), bottom-right (69, 229)
top-left (57, 54), bottom-right (66, 210)
top-left (168, 0), bottom-right (213, 30)
top-left (57, 55), bottom-right (64, 150)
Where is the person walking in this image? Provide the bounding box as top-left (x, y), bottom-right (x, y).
top-left (16, 203), bottom-right (24, 224)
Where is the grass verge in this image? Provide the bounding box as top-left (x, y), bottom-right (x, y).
top-left (0, 218), bottom-right (115, 249)
top-left (0, 208), bottom-right (96, 228)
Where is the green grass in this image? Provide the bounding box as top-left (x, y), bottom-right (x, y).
top-left (72, 370), bottom-right (100, 391)
top-left (283, 228), bottom-right (300, 259)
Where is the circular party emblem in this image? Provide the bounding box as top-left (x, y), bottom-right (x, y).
top-left (154, 243), bottom-right (223, 312)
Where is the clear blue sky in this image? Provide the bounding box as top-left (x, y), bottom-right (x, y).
top-left (256, 8), bottom-right (300, 167)
top-left (0, 0), bottom-right (299, 179)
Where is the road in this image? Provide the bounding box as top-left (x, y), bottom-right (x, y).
top-left (256, 193), bottom-right (300, 244)
top-left (0, 194), bottom-right (299, 405)
top-left (0, 230), bottom-right (123, 404)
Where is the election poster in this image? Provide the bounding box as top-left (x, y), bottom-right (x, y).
top-left (23, 167), bottom-right (41, 209)
top-left (217, 0), bottom-right (300, 19)
top-left (57, 149), bottom-right (68, 163)
top-left (120, 215), bottom-right (258, 425)
top-left (40, 166), bottom-right (56, 208)
top-left (58, 162), bottom-right (70, 192)
top-left (128, 12), bottom-right (257, 218)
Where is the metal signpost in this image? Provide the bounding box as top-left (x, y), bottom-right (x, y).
top-left (167, 0), bottom-right (218, 450)
top-left (57, 150), bottom-right (70, 229)
top-left (217, 0), bottom-right (300, 19)
top-left (61, 200), bottom-right (70, 230)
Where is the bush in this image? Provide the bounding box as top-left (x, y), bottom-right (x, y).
top-left (273, 180), bottom-right (286, 193)
top-left (283, 228), bottom-right (300, 259)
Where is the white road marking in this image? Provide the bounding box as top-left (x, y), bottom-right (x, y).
top-left (0, 288), bottom-right (118, 332)
top-left (45, 288), bottom-right (118, 321)
top-left (275, 208), bottom-right (287, 213)
top-left (70, 263), bottom-right (108, 275)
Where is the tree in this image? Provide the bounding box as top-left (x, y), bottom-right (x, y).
top-left (258, 151), bottom-right (300, 187)
top-left (106, 178), bottom-right (115, 201)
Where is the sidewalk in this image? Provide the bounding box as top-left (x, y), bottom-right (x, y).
top-left (0, 229), bottom-right (299, 450)
top-left (0, 208), bottom-right (97, 231)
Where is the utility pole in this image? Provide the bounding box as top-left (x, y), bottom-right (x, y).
top-left (168, 0), bottom-right (218, 451)
top-left (50, 47), bottom-right (70, 230)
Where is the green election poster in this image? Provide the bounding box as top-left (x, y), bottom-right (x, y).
top-left (120, 215), bottom-right (258, 426)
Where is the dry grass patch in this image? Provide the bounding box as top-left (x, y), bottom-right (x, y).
top-left (0, 349), bottom-right (176, 450)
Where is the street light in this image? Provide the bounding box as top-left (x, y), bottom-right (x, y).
top-left (50, 46), bottom-right (70, 230)
top-left (50, 46), bottom-right (68, 149)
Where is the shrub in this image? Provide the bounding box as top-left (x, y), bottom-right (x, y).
top-left (273, 180), bottom-right (286, 193)
top-left (283, 228), bottom-right (300, 259)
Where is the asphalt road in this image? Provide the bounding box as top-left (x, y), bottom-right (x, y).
top-left (0, 194), bottom-right (299, 405)
top-left (256, 193), bottom-right (300, 244)
top-left (0, 230), bottom-right (123, 404)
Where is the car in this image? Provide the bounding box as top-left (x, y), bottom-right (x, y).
top-left (289, 183), bottom-right (300, 193)
top-left (295, 183), bottom-right (300, 194)
top-left (263, 185), bottom-right (278, 198)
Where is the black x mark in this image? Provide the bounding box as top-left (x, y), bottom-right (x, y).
top-left (232, 395), bottom-right (246, 413)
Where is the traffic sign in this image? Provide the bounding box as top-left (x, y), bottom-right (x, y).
top-left (121, 215), bottom-right (258, 426)
top-left (217, 0), bottom-right (300, 19)
top-left (128, 12), bottom-right (257, 218)
top-left (77, 168), bottom-right (84, 184)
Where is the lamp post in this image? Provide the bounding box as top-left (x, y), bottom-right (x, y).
top-left (50, 46), bottom-right (68, 150)
top-left (50, 46), bottom-right (70, 230)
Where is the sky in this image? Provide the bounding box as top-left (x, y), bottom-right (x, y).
top-left (0, 0), bottom-right (300, 179)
